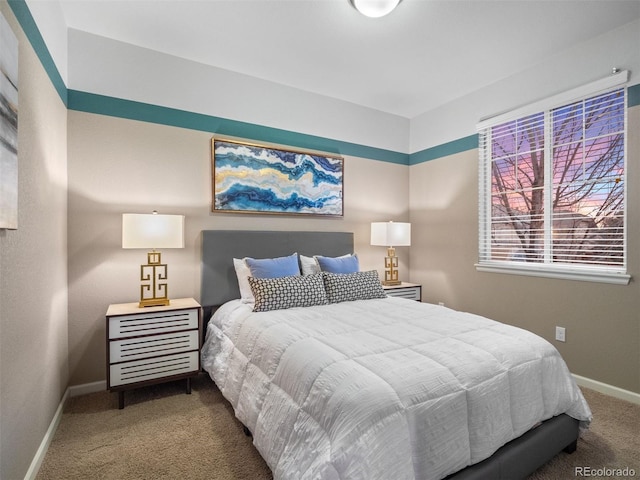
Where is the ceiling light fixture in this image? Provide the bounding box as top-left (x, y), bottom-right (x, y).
top-left (350, 0), bottom-right (402, 18)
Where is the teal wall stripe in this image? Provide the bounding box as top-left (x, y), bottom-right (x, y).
top-left (8, 0), bottom-right (67, 106)
top-left (11, 0), bottom-right (639, 167)
top-left (68, 90), bottom-right (410, 165)
top-left (629, 83), bottom-right (640, 108)
top-left (409, 135), bottom-right (478, 165)
top-left (408, 83), bottom-right (640, 165)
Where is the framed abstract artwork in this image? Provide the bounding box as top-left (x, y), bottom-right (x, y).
top-left (0, 12), bottom-right (18, 229)
top-left (212, 138), bottom-right (344, 216)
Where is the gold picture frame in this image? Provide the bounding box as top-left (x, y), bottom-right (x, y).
top-left (212, 137), bottom-right (344, 216)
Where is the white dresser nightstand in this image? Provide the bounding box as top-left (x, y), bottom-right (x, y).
top-left (106, 297), bottom-right (202, 409)
top-left (383, 282), bottom-right (422, 301)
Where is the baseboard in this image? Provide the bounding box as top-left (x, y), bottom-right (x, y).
top-left (68, 380), bottom-right (106, 397)
top-left (573, 374), bottom-right (640, 405)
top-left (23, 380), bottom-right (105, 480)
top-left (23, 387), bottom-right (70, 480)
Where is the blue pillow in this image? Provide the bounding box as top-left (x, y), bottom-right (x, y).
top-left (245, 253), bottom-right (300, 278)
top-left (315, 254), bottom-right (359, 274)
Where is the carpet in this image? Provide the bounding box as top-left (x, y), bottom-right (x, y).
top-left (35, 374), bottom-right (639, 479)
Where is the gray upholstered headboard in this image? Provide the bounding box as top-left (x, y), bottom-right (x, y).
top-left (200, 230), bottom-right (354, 308)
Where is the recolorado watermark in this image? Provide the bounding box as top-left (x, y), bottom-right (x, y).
top-left (575, 466), bottom-right (637, 477)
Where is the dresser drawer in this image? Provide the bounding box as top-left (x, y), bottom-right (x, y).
top-left (108, 308), bottom-right (199, 339)
top-left (110, 350), bottom-right (199, 387)
top-left (383, 284), bottom-right (422, 301)
top-left (110, 329), bottom-right (199, 363)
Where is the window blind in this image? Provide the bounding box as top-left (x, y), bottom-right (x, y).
top-left (477, 74), bottom-right (629, 284)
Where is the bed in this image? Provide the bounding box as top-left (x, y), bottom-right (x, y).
top-left (200, 230), bottom-right (592, 480)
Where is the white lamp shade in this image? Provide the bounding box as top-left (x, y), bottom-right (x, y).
top-left (122, 213), bottom-right (185, 249)
top-left (351, 0), bottom-right (401, 18)
top-left (371, 221), bottom-right (411, 247)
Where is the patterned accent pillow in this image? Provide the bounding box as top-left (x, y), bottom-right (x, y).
top-left (248, 273), bottom-right (329, 312)
top-left (322, 270), bottom-right (387, 304)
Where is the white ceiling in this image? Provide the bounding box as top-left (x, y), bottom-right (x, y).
top-left (55, 0), bottom-right (640, 119)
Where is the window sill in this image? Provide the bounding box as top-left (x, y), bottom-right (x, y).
top-left (475, 262), bottom-right (631, 285)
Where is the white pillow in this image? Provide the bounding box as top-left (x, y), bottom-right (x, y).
top-left (233, 258), bottom-right (254, 303)
top-left (299, 255), bottom-right (321, 275)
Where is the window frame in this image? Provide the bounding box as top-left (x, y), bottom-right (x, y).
top-left (476, 72), bottom-right (631, 285)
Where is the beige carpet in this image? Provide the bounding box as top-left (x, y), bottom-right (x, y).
top-left (36, 374), bottom-right (639, 480)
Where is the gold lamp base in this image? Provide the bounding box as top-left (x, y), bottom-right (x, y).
top-left (139, 298), bottom-right (170, 308)
top-left (138, 251), bottom-right (171, 308)
top-left (382, 247), bottom-right (401, 286)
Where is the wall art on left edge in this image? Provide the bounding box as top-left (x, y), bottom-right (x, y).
top-left (0, 12), bottom-right (18, 229)
top-left (212, 137), bottom-right (344, 216)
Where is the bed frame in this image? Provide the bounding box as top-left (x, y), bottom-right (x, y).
top-left (200, 229), bottom-right (579, 480)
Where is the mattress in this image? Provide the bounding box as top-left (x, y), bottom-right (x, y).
top-left (202, 297), bottom-right (591, 480)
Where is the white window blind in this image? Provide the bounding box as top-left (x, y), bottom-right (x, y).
top-left (477, 73), bottom-right (630, 285)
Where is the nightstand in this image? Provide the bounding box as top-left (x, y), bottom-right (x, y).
top-left (106, 297), bottom-right (202, 409)
top-left (383, 282), bottom-right (422, 301)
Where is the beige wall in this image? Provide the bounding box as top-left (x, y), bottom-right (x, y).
top-left (68, 104), bottom-right (640, 394)
top-left (409, 106), bottom-right (640, 394)
top-left (67, 111), bottom-right (410, 385)
top-left (0, 4), bottom-right (68, 479)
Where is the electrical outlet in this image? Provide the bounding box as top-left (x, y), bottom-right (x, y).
top-left (555, 326), bottom-right (566, 342)
top-left (438, 302), bottom-right (445, 307)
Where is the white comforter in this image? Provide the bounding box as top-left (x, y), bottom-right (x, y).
top-left (202, 297), bottom-right (591, 480)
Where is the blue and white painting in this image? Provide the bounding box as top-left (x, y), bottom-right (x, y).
top-left (213, 139), bottom-right (343, 216)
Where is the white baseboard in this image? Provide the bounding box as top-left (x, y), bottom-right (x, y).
top-left (23, 388), bottom-right (70, 480)
top-left (23, 380), bottom-right (105, 480)
top-left (573, 374), bottom-right (640, 405)
top-left (68, 380), bottom-right (106, 397)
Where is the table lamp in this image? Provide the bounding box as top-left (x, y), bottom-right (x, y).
top-left (371, 221), bottom-right (411, 286)
top-left (122, 211), bottom-right (185, 307)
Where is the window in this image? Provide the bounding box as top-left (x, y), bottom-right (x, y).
top-left (477, 74), bottom-right (630, 285)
